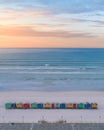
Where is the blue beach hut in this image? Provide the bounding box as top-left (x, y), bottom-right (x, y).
top-left (85, 103), bottom-right (91, 109)
top-left (11, 103), bottom-right (17, 109)
top-left (37, 103), bottom-right (43, 109)
top-left (60, 103), bottom-right (66, 109)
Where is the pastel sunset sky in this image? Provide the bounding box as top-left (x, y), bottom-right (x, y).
top-left (0, 0), bottom-right (104, 48)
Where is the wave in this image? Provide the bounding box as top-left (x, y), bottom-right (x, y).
top-left (0, 66), bottom-right (103, 70)
top-left (15, 71), bottom-right (104, 74)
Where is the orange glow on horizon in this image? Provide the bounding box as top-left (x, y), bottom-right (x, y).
top-left (0, 25), bottom-right (104, 48)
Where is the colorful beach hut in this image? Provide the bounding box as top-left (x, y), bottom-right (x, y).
top-left (11, 103), bottom-right (17, 109)
top-left (66, 103), bottom-right (73, 109)
top-left (77, 103), bottom-right (84, 109)
top-left (51, 103), bottom-right (55, 109)
top-left (73, 103), bottom-right (77, 109)
top-left (54, 103), bottom-right (60, 109)
top-left (44, 103), bottom-right (51, 109)
top-left (5, 103), bottom-right (12, 109)
top-left (37, 103), bottom-right (43, 109)
top-left (16, 103), bottom-right (23, 109)
top-left (60, 103), bottom-right (66, 109)
top-left (31, 103), bottom-right (37, 109)
top-left (85, 103), bottom-right (91, 109)
top-left (91, 103), bottom-right (98, 109)
top-left (23, 103), bottom-right (30, 109)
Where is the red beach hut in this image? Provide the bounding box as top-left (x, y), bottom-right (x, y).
top-left (73, 103), bottom-right (77, 109)
top-left (51, 103), bottom-right (55, 109)
top-left (24, 103), bottom-right (30, 109)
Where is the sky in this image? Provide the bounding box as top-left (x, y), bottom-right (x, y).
top-left (0, 0), bottom-right (104, 48)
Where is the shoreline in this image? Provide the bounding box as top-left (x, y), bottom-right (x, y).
top-left (0, 90), bottom-right (104, 96)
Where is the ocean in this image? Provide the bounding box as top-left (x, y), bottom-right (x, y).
top-left (0, 48), bottom-right (104, 91)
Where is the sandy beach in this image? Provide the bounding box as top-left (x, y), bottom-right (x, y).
top-left (0, 91), bottom-right (104, 123)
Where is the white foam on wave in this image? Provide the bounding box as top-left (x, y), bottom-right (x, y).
top-left (15, 71), bottom-right (100, 74)
top-left (0, 66), bottom-right (102, 70)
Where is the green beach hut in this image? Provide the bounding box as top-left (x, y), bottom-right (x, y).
top-left (77, 103), bottom-right (84, 109)
top-left (55, 103), bottom-right (60, 109)
top-left (5, 103), bottom-right (12, 109)
top-left (31, 103), bottom-right (37, 109)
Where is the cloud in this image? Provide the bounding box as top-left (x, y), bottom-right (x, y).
top-left (0, 0), bottom-right (46, 11)
top-left (38, 0), bottom-right (104, 14)
top-left (55, 16), bottom-right (104, 26)
top-left (0, 0), bottom-right (49, 19)
top-left (1, 0), bottom-right (104, 15)
top-left (0, 8), bottom-right (51, 22)
top-left (1, 1), bottom-right (103, 25)
top-left (0, 25), bottom-right (95, 38)
top-left (0, 0), bottom-right (39, 4)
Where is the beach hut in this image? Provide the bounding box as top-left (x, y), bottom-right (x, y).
top-left (60, 103), bottom-right (66, 109)
top-left (77, 103), bottom-right (84, 109)
top-left (91, 103), bottom-right (98, 109)
top-left (37, 103), bottom-right (43, 109)
top-left (31, 103), bottom-right (37, 109)
top-left (16, 103), bottom-right (23, 109)
top-left (51, 103), bottom-right (55, 109)
top-left (73, 103), bottom-right (77, 109)
top-left (44, 103), bottom-right (51, 109)
top-left (66, 103), bottom-right (73, 109)
top-left (23, 103), bottom-right (30, 109)
top-left (11, 103), bottom-right (16, 109)
top-left (85, 103), bottom-right (91, 109)
top-left (5, 103), bottom-right (12, 109)
top-left (54, 103), bottom-right (60, 109)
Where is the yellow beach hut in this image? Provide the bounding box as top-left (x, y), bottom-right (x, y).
top-left (66, 103), bottom-right (73, 109)
top-left (91, 103), bottom-right (98, 109)
top-left (44, 103), bottom-right (51, 109)
top-left (16, 103), bottom-right (23, 109)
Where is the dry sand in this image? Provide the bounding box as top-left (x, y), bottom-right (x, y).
top-left (0, 91), bottom-right (104, 123)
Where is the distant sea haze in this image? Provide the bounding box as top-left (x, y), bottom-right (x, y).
top-left (0, 48), bottom-right (104, 91)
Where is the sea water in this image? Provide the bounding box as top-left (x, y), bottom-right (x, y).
top-left (0, 48), bottom-right (104, 91)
